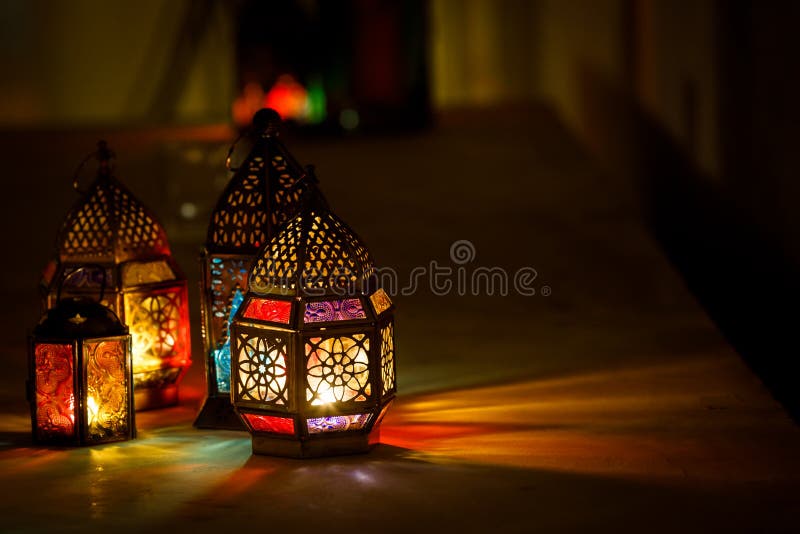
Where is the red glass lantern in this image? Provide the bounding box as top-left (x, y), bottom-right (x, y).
top-left (230, 184), bottom-right (396, 457)
top-left (40, 142), bottom-right (190, 410)
top-left (29, 285), bottom-right (135, 445)
top-left (195, 109), bottom-right (311, 429)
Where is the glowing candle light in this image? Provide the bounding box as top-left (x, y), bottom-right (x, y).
top-left (29, 293), bottom-right (135, 445)
top-left (230, 169), bottom-right (396, 458)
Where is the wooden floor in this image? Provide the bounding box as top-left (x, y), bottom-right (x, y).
top-left (0, 106), bottom-right (798, 532)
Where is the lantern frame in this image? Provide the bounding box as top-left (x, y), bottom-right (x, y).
top-left (40, 142), bottom-right (191, 411)
top-left (28, 296), bottom-right (136, 446)
top-left (230, 191), bottom-right (396, 457)
top-left (195, 109), bottom-right (310, 429)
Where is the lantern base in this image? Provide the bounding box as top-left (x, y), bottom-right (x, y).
top-left (134, 384), bottom-right (179, 411)
top-left (251, 429), bottom-right (380, 458)
top-left (194, 396), bottom-right (246, 430)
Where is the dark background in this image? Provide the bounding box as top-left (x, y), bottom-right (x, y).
top-left (1, 1), bottom-right (800, 531)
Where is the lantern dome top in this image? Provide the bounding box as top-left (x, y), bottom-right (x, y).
top-left (207, 108), bottom-right (310, 254)
top-left (56, 142), bottom-right (171, 264)
top-left (249, 186), bottom-right (376, 296)
top-left (35, 296), bottom-right (128, 339)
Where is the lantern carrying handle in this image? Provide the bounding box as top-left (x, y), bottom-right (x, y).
top-left (56, 264), bottom-right (108, 305)
top-left (226, 108), bottom-right (283, 172)
top-left (72, 140), bottom-right (115, 193)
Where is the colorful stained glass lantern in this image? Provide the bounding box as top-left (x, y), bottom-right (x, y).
top-left (195, 109), bottom-right (311, 429)
top-left (40, 141), bottom-right (190, 411)
top-left (28, 290), bottom-right (135, 445)
top-left (230, 187), bottom-right (396, 458)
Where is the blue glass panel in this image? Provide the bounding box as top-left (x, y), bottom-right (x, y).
top-left (213, 288), bottom-right (244, 393)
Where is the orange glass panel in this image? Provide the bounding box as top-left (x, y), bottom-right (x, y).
top-left (369, 289), bottom-right (392, 315)
top-left (34, 343), bottom-right (75, 441)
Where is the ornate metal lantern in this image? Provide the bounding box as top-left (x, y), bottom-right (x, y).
top-left (40, 142), bottom-right (190, 411)
top-left (195, 109), bottom-right (311, 429)
top-left (230, 185), bottom-right (396, 458)
top-left (28, 286), bottom-right (135, 445)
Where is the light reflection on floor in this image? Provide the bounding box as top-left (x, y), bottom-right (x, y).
top-left (382, 355), bottom-right (800, 482)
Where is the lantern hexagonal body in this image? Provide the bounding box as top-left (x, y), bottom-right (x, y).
top-left (231, 193), bottom-right (396, 458)
top-left (196, 109), bottom-right (311, 429)
top-left (40, 143), bottom-right (190, 411)
top-left (29, 297), bottom-right (136, 445)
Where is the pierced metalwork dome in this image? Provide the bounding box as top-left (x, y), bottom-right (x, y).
top-left (57, 150), bottom-right (170, 264)
top-left (207, 108), bottom-right (312, 254)
top-left (249, 189), bottom-right (376, 296)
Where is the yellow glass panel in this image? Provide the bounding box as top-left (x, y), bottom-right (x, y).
top-left (122, 260), bottom-right (175, 287)
top-left (83, 338), bottom-right (130, 441)
top-left (369, 288), bottom-right (392, 316)
top-left (124, 288), bottom-right (186, 380)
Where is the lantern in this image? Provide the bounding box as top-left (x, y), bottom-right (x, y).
top-left (230, 185), bottom-right (396, 458)
top-left (40, 141), bottom-right (190, 411)
top-left (195, 109), bottom-right (311, 429)
top-left (28, 287), bottom-right (135, 445)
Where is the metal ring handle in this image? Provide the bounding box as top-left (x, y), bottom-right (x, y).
top-left (56, 264), bottom-right (108, 305)
top-left (72, 140), bottom-right (115, 193)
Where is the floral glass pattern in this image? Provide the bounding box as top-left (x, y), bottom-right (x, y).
top-left (124, 286), bottom-right (188, 386)
top-left (34, 343), bottom-right (75, 440)
top-left (242, 298), bottom-right (292, 323)
top-left (306, 334), bottom-right (371, 405)
top-left (380, 322), bottom-right (395, 395)
top-left (84, 339), bottom-right (130, 441)
top-left (235, 331), bottom-right (289, 405)
top-left (303, 298), bottom-right (366, 323)
top-left (243, 413), bottom-right (295, 435)
top-left (306, 413), bottom-right (371, 434)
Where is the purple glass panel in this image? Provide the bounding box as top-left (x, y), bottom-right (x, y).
top-left (304, 298), bottom-right (366, 323)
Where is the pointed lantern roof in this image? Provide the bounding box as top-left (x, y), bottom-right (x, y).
top-left (207, 108), bottom-right (311, 255)
top-left (56, 141), bottom-right (171, 264)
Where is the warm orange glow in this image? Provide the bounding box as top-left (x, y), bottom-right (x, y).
top-left (232, 75), bottom-right (326, 127)
top-left (382, 356), bottom-right (790, 482)
top-left (263, 75), bottom-right (308, 122)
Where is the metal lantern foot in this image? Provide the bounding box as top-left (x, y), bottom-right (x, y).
top-left (194, 397), bottom-right (246, 430)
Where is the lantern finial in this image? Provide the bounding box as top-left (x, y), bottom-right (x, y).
top-left (253, 108), bottom-right (283, 136)
top-left (95, 140), bottom-right (114, 176)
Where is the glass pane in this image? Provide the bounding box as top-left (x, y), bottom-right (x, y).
top-left (207, 257), bottom-right (251, 394)
top-left (34, 343), bottom-right (75, 440)
top-left (307, 413), bottom-right (371, 434)
top-left (369, 288), bottom-right (392, 316)
top-left (234, 331), bottom-right (289, 406)
top-left (122, 260), bottom-right (175, 286)
top-left (380, 322), bottom-right (395, 395)
top-left (242, 413), bottom-right (295, 435)
top-left (84, 338), bottom-right (130, 441)
top-left (306, 334), bottom-right (371, 405)
top-left (211, 288), bottom-right (244, 394)
top-left (304, 298), bottom-right (366, 323)
top-left (61, 266), bottom-right (114, 289)
top-left (124, 285), bottom-right (189, 387)
top-left (242, 298), bottom-right (292, 323)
